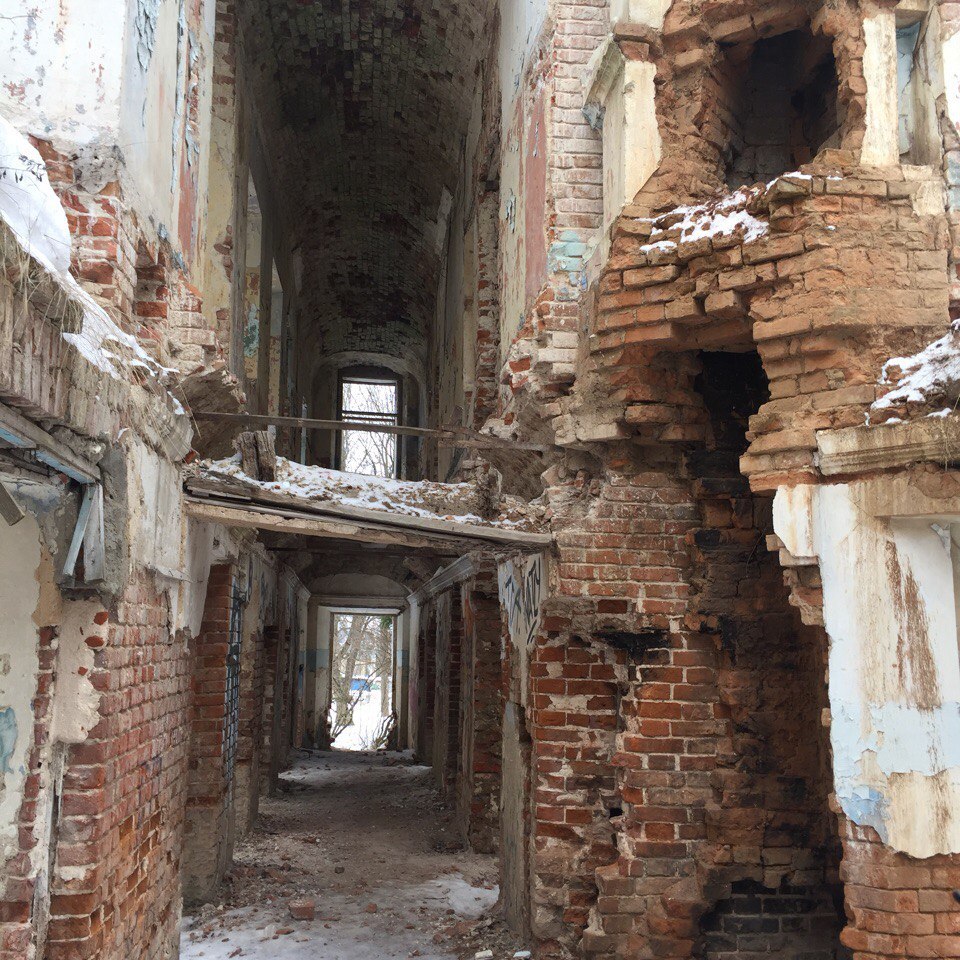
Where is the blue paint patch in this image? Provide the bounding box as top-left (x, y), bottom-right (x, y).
top-left (548, 230), bottom-right (589, 290)
top-left (840, 787), bottom-right (890, 844)
top-left (0, 707), bottom-right (17, 775)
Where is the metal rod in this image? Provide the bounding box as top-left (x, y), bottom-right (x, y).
top-left (192, 411), bottom-right (550, 452)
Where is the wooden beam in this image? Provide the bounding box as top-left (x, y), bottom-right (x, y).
top-left (0, 401), bottom-right (99, 484)
top-left (191, 410), bottom-right (551, 452)
top-left (184, 499), bottom-right (450, 550)
top-left (185, 474), bottom-right (553, 549)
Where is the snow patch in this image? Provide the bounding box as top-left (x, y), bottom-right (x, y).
top-left (871, 320), bottom-right (960, 421)
top-left (200, 456), bottom-right (536, 529)
top-left (640, 185), bottom-right (770, 256)
top-left (0, 112), bottom-right (175, 386)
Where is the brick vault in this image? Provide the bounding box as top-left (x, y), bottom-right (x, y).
top-left (2, 1), bottom-right (960, 960)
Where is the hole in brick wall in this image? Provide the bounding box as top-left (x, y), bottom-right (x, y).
top-left (720, 28), bottom-right (841, 190)
top-left (596, 628), bottom-right (669, 662)
top-left (688, 350), bottom-right (846, 959)
top-left (695, 878), bottom-right (850, 960)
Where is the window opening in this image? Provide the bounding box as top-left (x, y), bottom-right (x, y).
top-left (722, 29), bottom-right (840, 189)
top-left (337, 374), bottom-right (401, 478)
top-left (897, 14), bottom-right (939, 166)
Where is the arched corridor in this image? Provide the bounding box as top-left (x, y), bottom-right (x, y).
top-left (5, 1), bottom-right (960, 960)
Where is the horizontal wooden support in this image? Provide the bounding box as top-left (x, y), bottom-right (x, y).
top-left (191, 410), bottom-right (551, 452)
top-left (186, 490), bottom-right (552, 552)
top-left (184, 480), bottom-right (553, 551)
top-left (0, 401), bottom-right (99, 484)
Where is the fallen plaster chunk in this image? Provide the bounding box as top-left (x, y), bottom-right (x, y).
top-left (0, 112), bottom-right (176, 387)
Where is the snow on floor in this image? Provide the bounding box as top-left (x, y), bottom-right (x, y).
top-left (180, 750), bottom-right (523, 960)
top-left (333, 691), bottom-right (390, 751)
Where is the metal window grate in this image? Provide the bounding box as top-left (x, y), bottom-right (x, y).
top-left (223, 579), bottom-right (244, 788)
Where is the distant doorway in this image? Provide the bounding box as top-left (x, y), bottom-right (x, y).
top-left (330, 612), bottom-right (397, 750)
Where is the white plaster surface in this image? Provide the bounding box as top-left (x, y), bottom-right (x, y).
top-left (0, 515), bottom-right (42, 865)
top-left (51, 601), bottom-right (104, 745)
top-left (775, 478), bottom-right (960, 857)
top-left (0, 0), bottom-right (126, 145)
top-left (610, 0), bottom-right (672, 30)
top-left (862, 12), bottom-right (900, 166)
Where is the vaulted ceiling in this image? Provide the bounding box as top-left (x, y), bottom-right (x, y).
top-left (237, 0), bottom-right (496, 370)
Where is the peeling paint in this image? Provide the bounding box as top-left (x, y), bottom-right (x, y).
top-left (775, 477), bottom-right (960, 857)
top-left (0, 707), bottom-right (16, 775)
top-left (134, 0), bottom-right (163, 70)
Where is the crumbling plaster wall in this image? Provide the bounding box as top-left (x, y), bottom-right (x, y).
top-left (0, 0), bottom-right (218, 270)
top-left (775, 470), bottom-right (960, 859)
top-left (0, 514), bottom-right (46, 875)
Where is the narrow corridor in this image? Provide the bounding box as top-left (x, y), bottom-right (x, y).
top-left (180, 751), bottom-right (524, 960)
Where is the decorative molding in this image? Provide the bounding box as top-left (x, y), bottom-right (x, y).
top-left (817, 416), bottom-right (960, 476)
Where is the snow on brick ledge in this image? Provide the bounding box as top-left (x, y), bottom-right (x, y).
top-left (194, 456), bottom-right (545, 530)
top-left (0, 111), bottom-right (176, 391)
top-left (871, 320), bottom-right (960, 425)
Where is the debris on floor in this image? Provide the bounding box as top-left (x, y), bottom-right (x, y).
top-left (179, 750), bottom-right (528, 960)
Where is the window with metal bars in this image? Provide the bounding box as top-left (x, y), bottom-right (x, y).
top-left (336, 371), bottom-right (401, 478)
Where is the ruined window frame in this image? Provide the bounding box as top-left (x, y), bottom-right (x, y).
top-left (335, 368), bottom-right (403, 478)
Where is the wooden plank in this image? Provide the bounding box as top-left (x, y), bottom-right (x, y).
top-left (82, 484), bottom-right (105, 581)
top-left (237, 431), bottom-right (259, 479)
top-left (63, 483), bottom-right (96, 577)
top-left (0, 401), bottom-right (99, 484)
top-left (0, 478), bottom-right (24, 525)
top-left (184, 499), bottom-right (462, 551)
top-left (192, 410), bottom-right (551, 452)
top-left (185, 474), bottom-right (553, 549)
top-left (254, 430), bottom-right (277, 481)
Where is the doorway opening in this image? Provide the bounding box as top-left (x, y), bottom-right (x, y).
top-left (330, 612), bottom-right (397, 750)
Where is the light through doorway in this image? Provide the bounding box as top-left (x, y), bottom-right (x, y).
top-left (330, 612), bottom-right (397, 750)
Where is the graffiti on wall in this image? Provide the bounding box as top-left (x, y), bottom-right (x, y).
top-left (498, 553), bottom-right (545, 648)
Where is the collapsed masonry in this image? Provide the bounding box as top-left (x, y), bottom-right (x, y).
top-left (4, 1), bottom-right (960, 960)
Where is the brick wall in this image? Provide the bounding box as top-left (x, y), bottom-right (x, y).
top-left (529, 627), bottom-right (623, 958)
top-left (839, 820), bottom-right (960, 958)
top-left (235, 598), bottom-right (266, 838)
top-left (416, 607), bottom-right (438, 763)
top-left (43, 575), bottom-right (191, 960)
top-left (432, 591), bottom-right (464, 797)
top-left (516, 370), bottom-right (846, 958)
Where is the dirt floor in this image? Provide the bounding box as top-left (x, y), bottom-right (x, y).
top-left (180, 750), bottom-right (529, 960)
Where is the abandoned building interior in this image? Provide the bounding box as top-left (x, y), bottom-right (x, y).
top-left (5, 0), bottom-right (960, 958)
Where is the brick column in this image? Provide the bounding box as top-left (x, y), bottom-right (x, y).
top-left (840, 819), bottom-right (960, 959)
top-left (456, 568), bottom-right (504, 853)
top-left (183, 564), bottom-right (236, 904)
